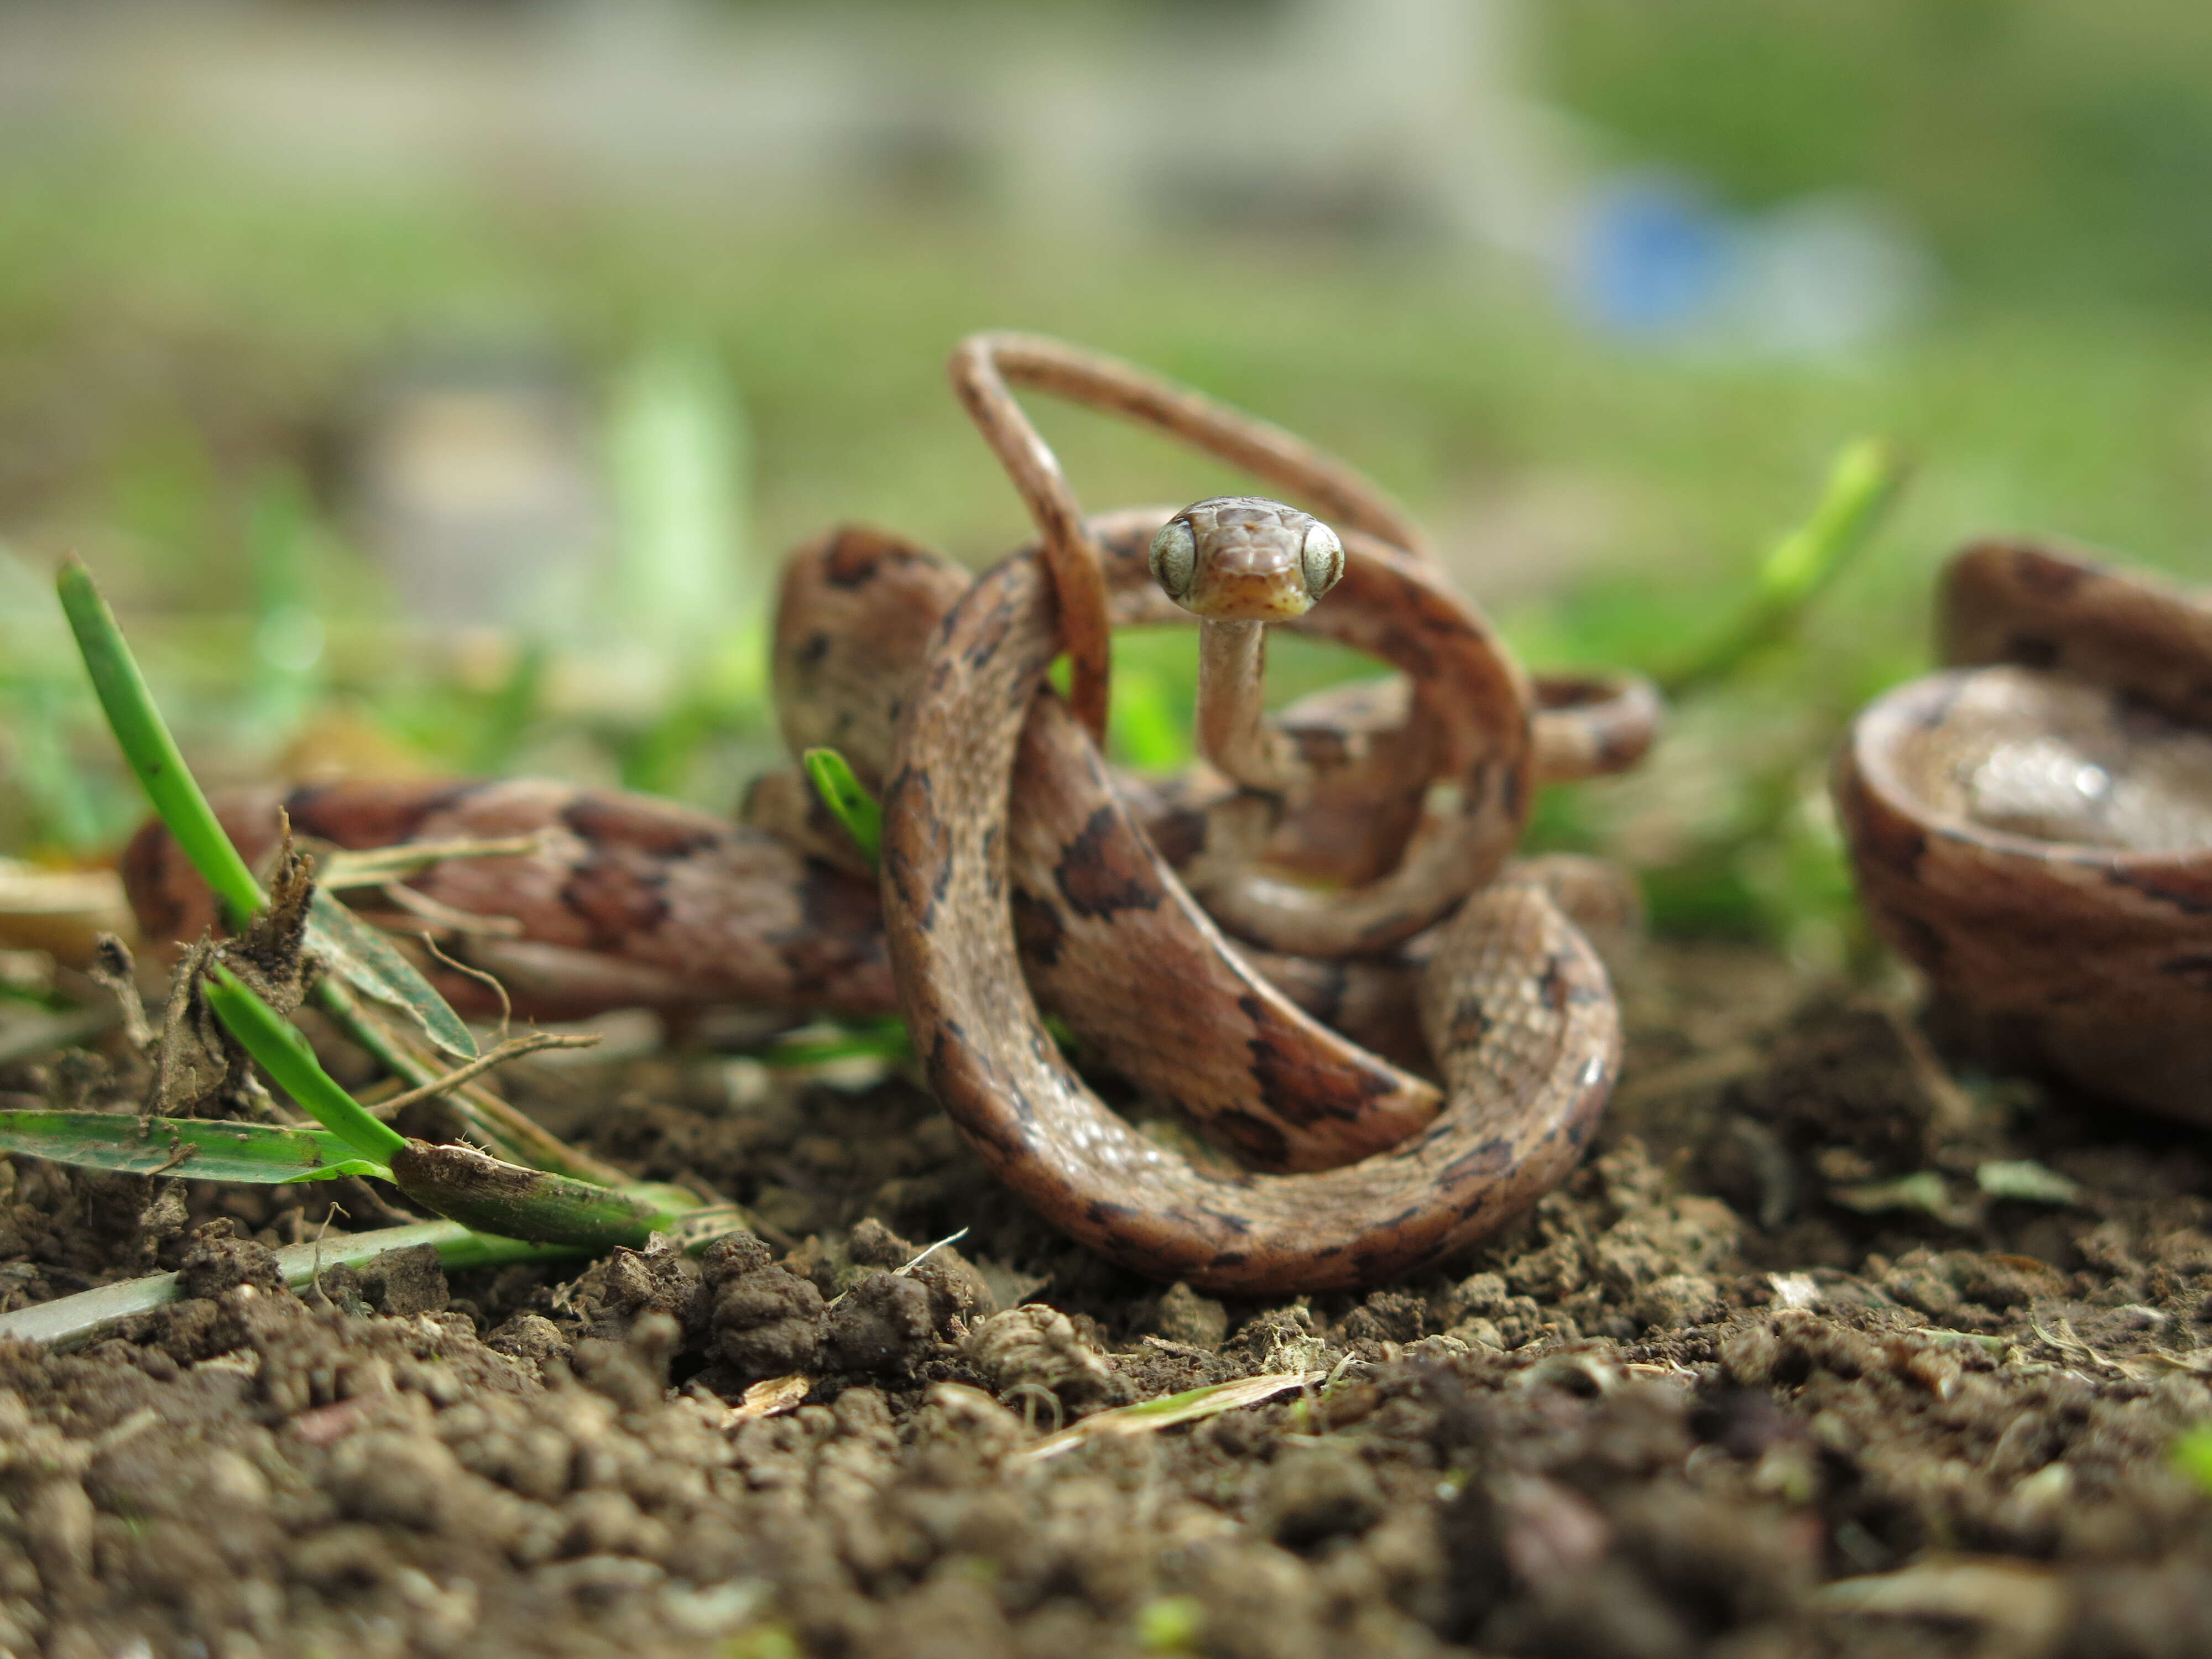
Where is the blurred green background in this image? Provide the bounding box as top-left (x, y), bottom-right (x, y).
top-left (4, 0), bottom-right (2211, 968)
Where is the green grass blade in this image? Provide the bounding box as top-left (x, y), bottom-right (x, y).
top-left (388, 1141), bottom-right (681, 1249)
top-left (0, 1110), bottom-right (385, 1183)
top-left (306, 889), bottom-right (477, 1058)
top-left (59, 554), bottom-right (477, 1057)
top-left (802, 747), bottom-right (882, 868)
top-left (1660, 437), bottom-right (1908, 695)
top-left (761, 1014), bottom-right (910, 1070)
top-left (0, 1219), bottom-right (586, 1352)
top-left (314, 978), bottom-right (637, 1185)
top-left (56, 556), bottom-right (263, 926)
top-left (204, 967), bottom-right (408, 1162)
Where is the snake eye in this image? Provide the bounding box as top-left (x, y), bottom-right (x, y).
top-left (1150, 519), bottom-right (1197, 600)
top-left (1300, 521), bottom-right (1344, 601)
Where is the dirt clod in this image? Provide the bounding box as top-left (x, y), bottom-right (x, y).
top-left (3, 944), bottom-right (2212, 1656)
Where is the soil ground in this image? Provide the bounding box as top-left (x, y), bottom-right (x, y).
top-left (2, 940), bottom-right (2210, 1659)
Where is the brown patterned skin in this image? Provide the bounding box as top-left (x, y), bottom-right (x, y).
top-left (1835, 540), bottom-right (2212, 1125)
top-left (122, 778), bottom-right (899, 1025)
top-left (947, 333), bottom-right (1437, 743)
top-left (128, 512), bottom-right (1653, 1188)
top-left (127, 326), bottom-right (1664, 1286)
top-left (880, 511), bottom-right (1622, 1293)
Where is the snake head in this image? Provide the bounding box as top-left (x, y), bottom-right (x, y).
top-left (1150, 497), bottom-right (1344, 621)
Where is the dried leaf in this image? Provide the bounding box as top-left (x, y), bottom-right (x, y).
top-left (1015, 1371), bottom-right (1323, 1464)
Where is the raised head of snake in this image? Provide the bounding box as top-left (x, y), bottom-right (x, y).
top-left (1149, 496), bottom-right (1345, 621)
top-left (1149, 497), bottom-right (1346, 802)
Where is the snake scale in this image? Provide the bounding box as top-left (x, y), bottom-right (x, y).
top-left (124, 336), bottom-right (1657, 1292)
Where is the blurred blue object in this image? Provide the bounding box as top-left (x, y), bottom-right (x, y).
top-left (1571, 174), bottom-right (1929, 356)
top-left (1574, 174), bottom-right (1736, 336)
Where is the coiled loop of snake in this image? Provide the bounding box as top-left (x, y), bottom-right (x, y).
top-left (124, 336), bottom-right (1652, 1292)
top-left (882, 337), bottom-right (1629, 1291)
top-left (881, 508), bottom-right (1620, 1292)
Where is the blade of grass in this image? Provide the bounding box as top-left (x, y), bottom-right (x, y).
top-left (60, 555), bottom-right (478, 1056)
top-left (802, 748), bottom-right (881, 869)
top-left (306, 889), bottom-right (477, 1058)
top-left (0, 1219), bottom-right (586, 1352)
top-left (0, 1110), bottom-right (387, 1183)
top-left (56, 555), bottom-right (262, 927)
top-left (387, 1141), bottom-right (685, 1250)
top-left (204, 967), bottom-right (408, 1164)
top-left (761, 1014), bottom-right (910, 1070)
top-left (315, 978), bottom-right (639, 1186)
top-left (1660, 437), bottom-right (1908, 695)
top-left (317, 833), bottom-right (545, 890)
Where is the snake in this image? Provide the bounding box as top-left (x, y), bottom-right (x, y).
top-left (123, 336), bottom-right (1657, 1292)
top-left (1835, 538), bottom-right (2212, 1128)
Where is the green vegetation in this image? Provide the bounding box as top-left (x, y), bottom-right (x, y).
top-left (0, 556), bottom-right (734, 1338)
top-left (803, 748), bottom-right (883, 869)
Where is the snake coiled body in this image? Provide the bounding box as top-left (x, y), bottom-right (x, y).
top-left (881, 514), bottom-right (1618, 1291)
top-left (125, 336), bottom-right (1658, 1292)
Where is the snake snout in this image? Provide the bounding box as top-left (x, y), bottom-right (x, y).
top-left (1152, 495), bottom-right (1344, 621)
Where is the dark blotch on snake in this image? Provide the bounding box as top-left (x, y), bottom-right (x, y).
top-left (562, 794), bottom-right (719, 860)
top-left (1009, 887), bottom-right (1065, 968)
top-left (1238, 994), bottom-right (1395, 1129)
top-left (821, 532), bottom-right (884, 588)
top-left (769, 866), bottom-right (885, 994)
top-left (1143, 805), bottom-right (1209, 868)
top-left (1447, 1138), bottom-right (1517, 1178)
top-left (1053, 806), bottom-right (1166, 918)
top-left (290, 779), bottom-right (476, 850)
top-left (562, 857), bottom-right (671, 951)
top-left (1211, 1110), bottom-right (1292, 1170)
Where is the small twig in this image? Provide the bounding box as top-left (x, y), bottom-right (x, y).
top-left (316, 980), bottom-right (632, 1187)
top-left (148, 1134), bottom-right (196, 1178)
top-left (367, 1031), bottom-right (601, 1119)
top-left (418, 932), bottom-right (514, 1041)
top-left (316, 833), bottom-right (548, 890)
top-left (373, 884), bottom-right (525, 940)
top-left (894, 1228), bottom-right (968, 1277)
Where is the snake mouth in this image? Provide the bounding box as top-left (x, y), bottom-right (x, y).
top-left (1180, 569), bottom-right (1317, 622)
